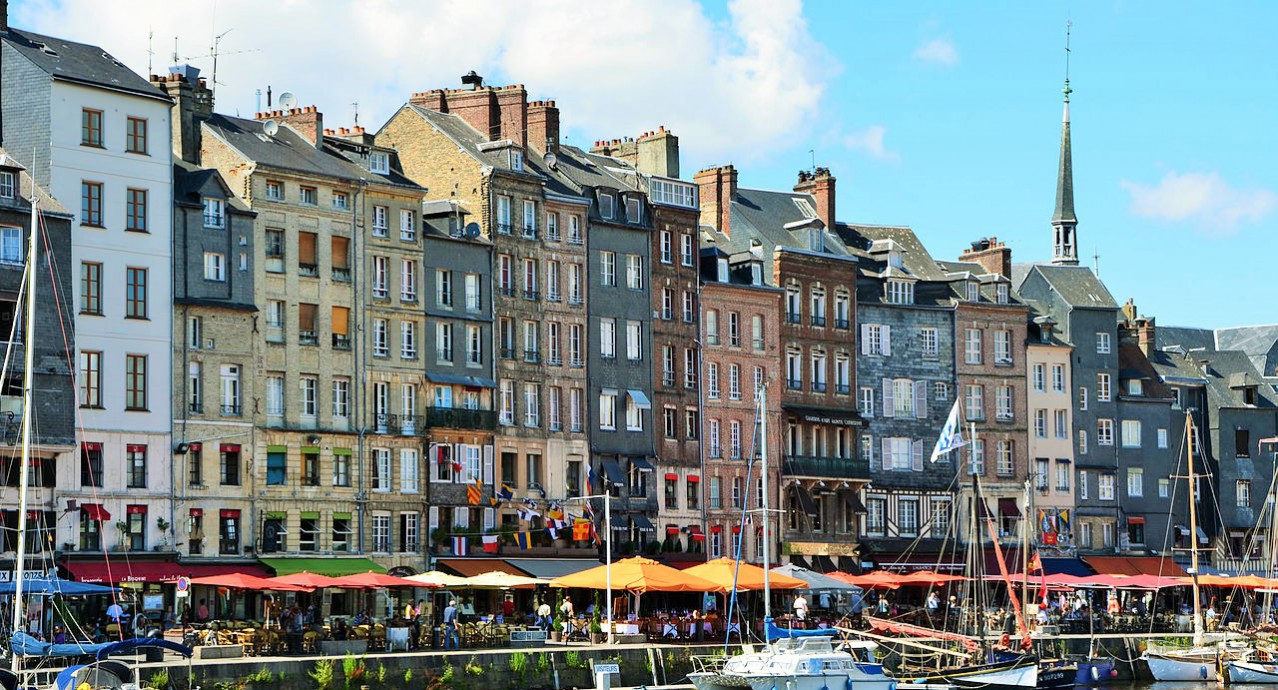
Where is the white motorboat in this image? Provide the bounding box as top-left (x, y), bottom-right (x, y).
top-left (689, 632), bottom-right (894, 690)
top-left (1229, 658), bottom-right (1278, 684)
top-left (1144, 648), bottom-right (1219, 682)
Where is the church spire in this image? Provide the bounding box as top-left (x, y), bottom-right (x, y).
top-left (1051, 21), bottom-right (1078, 266)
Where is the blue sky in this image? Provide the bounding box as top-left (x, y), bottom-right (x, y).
top-left (15, 0), bottom-right (1276, 329)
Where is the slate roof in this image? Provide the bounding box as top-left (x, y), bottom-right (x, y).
top-left (837, 224), bottom-right (948, 282)
top-left (1117, 343), bottom-right (1174, 399)
top-left (1053, 111), bottom-right (1076, 224)
top-left (1147, 347), bottom-right (1208, 387)
top-left (0, 146), bottom-right (68, 215)
top-left (173, 160), bottom-right (250, 213)
top-left (202, 114), bottom-right (369, 181)
top-left (1155, 326), bottom-right (1216, 353)
top-left (2, 28), bottom-right (169, 102)
top-left (1186, 349), bottom-right (1278, 410)
top-left (1022, 264), bottom-right (1116, 310)
top-left (1215, 325), bottom-right (1278, 378)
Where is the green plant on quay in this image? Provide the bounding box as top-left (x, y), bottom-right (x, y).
top-left (535, 652), bottom-right (551, 674)
top-left (246, 668), bottom-right (275, 684)
top-left (342, 654), bottom-right (366, 690)
top-left (508, 651), bottom-right (528, 680)
top-left (146, 669), bottom-right (170, 690)
top-left (564, 650), bottom-right (583, 669)
top-left (403, 668), bottom-right (413, 685)
top-left (440, 662), bottom-right (456, 685)
top-left (375, 664), bottom-right (388, 685)
top-left (464, 657), bottom-right (484, 676)
top-left (309, 659), bottom-right (335, 690)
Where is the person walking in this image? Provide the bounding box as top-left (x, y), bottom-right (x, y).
top-left (443, 599), bottom-right (461, 650)
top-left (536, 600), bottom-right (552, 630)
top-left (793, 594), bottom-right (809, 621)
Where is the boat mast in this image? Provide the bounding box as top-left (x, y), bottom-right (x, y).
top-left (760, 383), bottom-right (770, 617)
top-left (10, 188), bottom-right (39, 673)
top-left (1186, 411), bottom-right (1204, 647)
top-left (970, 422), bottom-right (984, 642)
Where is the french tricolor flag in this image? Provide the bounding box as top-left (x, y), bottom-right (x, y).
top-left (452, 536), bottom-right (468, 555)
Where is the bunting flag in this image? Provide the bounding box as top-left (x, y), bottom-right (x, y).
top-left (497, 483), bottom-right (515, 502)
top-left (452, 460), bottom-right (464, 474)
top-left (467, 480), bottom-right (482, 506)
top-left (573, 518), bottom-right (592, 542)
top-left (588, 464), bottom-right (598, 488)
top-left (452, 536), bottom-right (468, 556)
top-left (514, 531), bottom-right (531, 549)
top-left (482, 535), bottom-right (500, 554)
top-left (548, 526), bottom-right (560, 540)
top-left (1028, 553), bottom-right (1043, 573)
top-left (547, 503), bottom-right (566, 530)
top-left (930, 399), bottom-right (968, 462)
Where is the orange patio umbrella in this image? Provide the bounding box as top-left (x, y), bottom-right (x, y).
top-left (190, 573), bottom-right (309, 591)
top-left (683, 558), bottom-right (807, 592)
top-left (549, 556), bottom-right (721, 593)
top-left (267, 571), bottom-right (344, 590)
top-left (327, 571), bottom-right (428, 590)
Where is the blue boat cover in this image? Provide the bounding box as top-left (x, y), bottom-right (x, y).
top-left (10, 632), bottom-right (112, 657)
top-left (96, 637), bottom-right (193, 659)
top-left (53, 662), bottom-right (134, 690)
top-left (765, 621), bottom-right (838, 641)
top-left (0, 577), bottom-right (116, 596)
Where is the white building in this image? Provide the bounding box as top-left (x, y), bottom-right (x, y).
top-left (2, 23), bottom-right (175, 563)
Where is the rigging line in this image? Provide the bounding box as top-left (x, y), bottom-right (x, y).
top-left (35, 199), bottom-right (127, 634)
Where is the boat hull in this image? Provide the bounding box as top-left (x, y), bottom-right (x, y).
top-left (1074, 659), bottom-right (1117, 685)
top-left (690, 670), bottom-right (894, 690)
top-left (1038, 662), bottom-right (1077, 690)
top-left (900, 658), bottom-right (1038, 690)
top-left (1144, 651), bottom-right (1219, 682)
top-left (1229, 660), bottom-right (1278, 684)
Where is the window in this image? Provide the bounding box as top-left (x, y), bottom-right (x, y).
top-left (626, 254), bottom-right (643, 290)
top-left (598, 192), bottom-right (614, 219)
top-left (994, 330), bottom-right (1012, 364)
top-left (123, 110), bottom-right (149, 150)
top-left (1128, 379), bottom-right (1143, 396)
top-left (685, 348), bottom-right (698, 388)
top-left (524, 383), bottom-right (540, 427)
top-left (569, 215), bottom-right (583, 244)
top-left (1159, 478), bottom-right (1170, 498)
top-left (898, 499), bottom-right (919, 536)
top-left (626, 395), bottom-right (643, 431)
top-left (625, 196), bottom-right (643, 224)
top-left (125, 188), bottom-right (147, 232)
top-left (220, 446), bottom-right (241, 486)
top-left (1238, 480), bottom-right (1251, 507)
top-left (265, 375), bottom-right (284, 416)
top-left (373, 319), bottom-right (388, 357)
top-left (996, 440), bottom-right (1014, 476)
top-left (568, 263), bottom-right (582, 304)
top-left (333, 378), bottom-right (350, 419)
top-left (996, 283), bottom-right (1009, 304)
top-left (600, 251), bottom-right (615, 286)
top-left (1157, 427), bottom-right (1168, 449)
top-left (545, 212), bottom-right (559, 241)
top-left (599, 391), bottom-right (616, 430)
top-left (371, 256), bottom-right (388, 298)
top-left (964, 328), bottom-right (982, 364)
top-left (809, 287), bottom-right (826, 326)
top-left (300, 186), bottom-right (317, 205)
top-left (659, 231), bottom-right (673, 263)
top-left (1079, 430), bottom-right (1088, 455)
top-left (707, 420), bottom-right (721, 457)
top-left (1056, 460), bottom-right (1070, 491)
top-left (373, 448), bottom-right (392, 491)
top-left (1034, 409), bottom-right (1048, 438)
top-left (681, 233), bottom-right (694, 265)
top-left (966, 281), bottom-right (980, 302)
top-left (1078, 470), bottom-right (1088, 500)
top-left (785, 287), bottom-right (801, 323)
top-left (187, 362), bottom-right (202, 413)
top-left (81, 181), bottom-right (103, 226)
top-left (729, 420), bottom-right (743, 458)
top-left (1122, 420), bottom-right (1142, 448)
top-left (931, 498), bottom-right (952, 537)
top-left (265, 180), bottom-right (283, 200)
top-left (0, 172), bottom-right (12, 200)
top-left (266, 449), bottom-right (287, 486)
top-left (866, 497), bottom-right (886, 535)
top-left (497, 382), bottom-right (511, 425)
top-left (330, 191), bottom-right (349, 210)
top-left (626, 320), bottom-right (642, 361)
top-left (125, 445), bottom-right (147, 488)
top-left (400, 209), bottom-right (416, 241)
top-left (370, 151), bottom-right (390, 174)
top-left (1055, 409), bottom-right (1068, 438)
top-left (300, 376), bottom-right (318, 417)
top-left (547, 322), bottom-right (561, 365)
top-left (1097, 419), bottom-right (1114, 446)
top-left (707, 363), bottom-right (720, 399)
top-left (549, 386), bottom-right (562, 430)
top-left (834, 292), bottom-right (850, 329)
top-left (80, 262), bottom-right (102, 315)
top-left (220, 364), bottom-right (241, 415)
top-left (600, 318), bottom-right (615, 359)
top-left (1052, 364), bottom-right (1065, 392)
top-left (125, 354), bottom-right (147, 410)
top-left (1099, 473), bottom-right (1115, 501)
top-left (1236, 429), bottom-right (1251, 458)
top-left (401, 321), bottom-right (417, 359)
top-left (886, 280), bottom-right (914, 305)
top-left (546, 261), bottom-right (560, 302)
top-left (371, 205), bottom-right (388, 233)
top-left (996, 386), bottom-right (1013, 420)
top-left (400, 449), bottom-right (419, 493)
top-left (685, 409), bottom-right (699, 441)
top-left (127, 506), bottom-right (147, 551)
top-left (920, 328), bottom-right (939, 357)
top-left (203, 252), bottom-right (225, 281)
top-left (1096, 332), bottom-right (1111, 354)
top-left (1097, 373), bottom-right (1111, 402)
top-left (570, 388), bottom-right (584, 432)
top-left (568, 324), bottom-right (582, 367)
top-left (662, 407), bottom-right (677, 439)
top-left (81, 108), bottom-right (103, 146)
top-left (372, 514), bottom-right (391, 552)
top-left (705, 311), bottom-right (720, 344)
top-left (683, 291), bottom-right (694, 322)
top-left (1032, 365), bottom-right (1046, 392)
top-left (1127, 467), bottom-right (1143, 497)
top-left (401, 260), bottom-right (417, 301)
top-left (332, 514), bottom-right (351, 551)
top-left (965, 384), bottom-right (984, 421)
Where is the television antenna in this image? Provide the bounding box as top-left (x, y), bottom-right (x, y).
top-left (176, 29), bottom-right (260, 96)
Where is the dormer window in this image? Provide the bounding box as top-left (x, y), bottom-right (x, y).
top-left (1127, 379), bottom-right (1142, 396)
top-left (809, 228), bottom-right (824, 252)
top-left (996, 283), bottom-right (1009, 304)
top-left (598, 192), bottom-right (614, 220)
top-left (625, 197), bottom-right (642, 224)
top-left (0, 172), bottom-right (13, 200)
top-left (202, 198), bottom-right (225, 228)
top-left (888, 249), bottom-right (904, 269)
top-left (1244, 386), bottom-right (1258, 406)
top-left (369, 152), bottom-right (390, 175)
top-left (750, 262), bottom-right (762, 285)
top-left (886, 279), bottom-right (914, 305)
top-left (716, 258), bottom-right (729, 283)
top-left (509, 149), bottom-right (523, 172)
top-left (966, 281), bottom-right (980, 303)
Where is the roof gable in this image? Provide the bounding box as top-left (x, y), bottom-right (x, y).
top-left (3, 29), bottom-right (168, 102)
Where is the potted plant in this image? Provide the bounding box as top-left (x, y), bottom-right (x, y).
top-left (429, 528), bottom-right (448, 552)
top-left (114, 521), bottom-right (129, 551)
top-left (550, 590), bottom-right (564, 643)
top-left (588, 616), bottom-right (603, 644)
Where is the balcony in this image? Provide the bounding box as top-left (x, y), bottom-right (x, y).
top-left (499, 347), bottom-right (516, 360)
top-left (787, 379), bottom-right (802, 391)
top-left (332, 335), bottom-right (351, 350)
top-left (523, 290), bottom-right (540, 301)
top-left (425, 406), bottom-right (498, 431)
top-left (220, 404), bottom-right (241, 417)
top-left (812, 382), bottom-right (827, 393)
top-left (498, 286), bottom-right (516, 298)
top-left (299, 331), bottom-right (319, 346)
top-left (782, 455), bottom-right (871, 480)
top-left (298, 263), bottom-right (318, 277)
top-left (810, 315), bottom-right (826, 327)
top-left (786, 313), bottom-right (801, 324)
top-left (497, 222), bottom-right (513, 235)
top-left (835, 384), bottom-right (850, 395)
top-left (400, 415), bottom-right (417, 435)
top-left (522, 226), bottom-right (538, 239)
top-left (332, 267), bottom-right (351, 282)
top-left (835, 318), bottom-right (850, 329)
top-left (188, 403), bottom-right (203, 414)
top-left (523, 350), bottom-right (541, 363)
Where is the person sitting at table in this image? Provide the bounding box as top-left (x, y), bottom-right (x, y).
top-left (197, 599), bottom-right (210, 622)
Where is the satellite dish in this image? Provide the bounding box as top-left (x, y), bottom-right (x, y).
top-left (464, 222), bottom-right (481, 239)
top-left (278, 92), bottom-right (298, 110)
top-left (262, 120), bottom-right (279, 136)
top-left (544, 152), bottom-right (558, 170)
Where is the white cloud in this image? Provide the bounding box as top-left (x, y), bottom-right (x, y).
top-left (912, 37), bottom-right (957, 66)
top-left (1120, 171), bottom-right (1276, 233)
top-left (13, 0), bottom-right (835, 165)
top-left (843, 125), bottom-right (897, 162)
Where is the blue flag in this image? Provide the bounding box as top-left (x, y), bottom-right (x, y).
top-left (930, 399), bottom-right (968, 462)
top-left (514, 531), bottom-right (531, 549)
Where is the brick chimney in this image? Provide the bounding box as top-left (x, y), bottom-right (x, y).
top-left (958, 236), bottom-right (1013, 279)
top-left (1121, 298), bottom-right (1137, 323)
top-left (636, 126), bottom-right (679, 178)
top-left (694, 165), bottom-right (737, 237)
top-left (793, 167), bottom-right (835, 229)
top-left (494, 84), bottom-right (527, 146)
top-left (1, 0), bottom-right (8, 33)
top-left (590, 137), bottom-right (638, 163)
top-left (527, 100), bottom-right (560, 155)
top-left (151, 66), bottom-right (213, 164)
top-left (410, 84), bottom-right (529, 145)
top-left (257, 106), bottom-right (323, 148)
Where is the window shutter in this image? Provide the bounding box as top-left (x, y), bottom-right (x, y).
top-left (881, 438), bottom-right (892, 471)
top-left (428, 506), bottom-right (439, 535)
top-left (860, 325), bottom-right (872, 355)
top-left (483, 508), bottom-right (495, 530)
top-left (882, 379), bottom-right (895, 418)
top-left (868, 438), bottom-right (880, 473)
top-left (453, 444), bottom-right (464, 483)
top-left (914, 380), bottom-right (928, 419)
top-left (911, 440), bottom-right (924, 471)
top-left (880, 326), bottom-right (892, 356)
top-left (482, 445), bottom-right (494, 485)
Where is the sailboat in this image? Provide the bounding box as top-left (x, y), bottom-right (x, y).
top-left (1142, 411), bottom-right (1223, 681)
top-left (689, 386), bottom-right (896, 690)
top-left (1, 173), bottom-right (193, 688)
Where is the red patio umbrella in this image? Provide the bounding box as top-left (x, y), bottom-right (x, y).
top-left (268, 571), bottom-right (344, 589)
top-left (190, 573), bottom-right (309, 591)
top-left (896, 570), bottom-right (968, 585)
top-left (327, 571), bottom-right (428, 589)
top-left (831, 571), bottom-right (901, 589)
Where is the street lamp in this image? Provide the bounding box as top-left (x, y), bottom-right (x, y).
top-left (563, 491), bottom-right (613, 644)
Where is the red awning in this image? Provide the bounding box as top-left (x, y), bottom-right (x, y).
top-left (1128, 517), bottom-right (1146, 525)
top-left (998, 498), bottom-right (1021, 517)
top-left (688, 525), bottom-right (705, 542)
top-left (81, 504), bottom-right (110, 521)
top-left (188, 442), bottom-right (202, 452)
top-left (1084, 556), bottom-right (1187, 577)
top-left (666, 526), bottom-right (680, 535)
top-left (709, 525), bottom-right (723, 534)
top-left (220, 509), bottom-right (241, 519)
top-left (65, 560), bottom-right (272, 584)
top-left (127, 505), bottom-right (146, 514)
top-left (127, 444), bottom-right (146, 453)
top-left (688, 475), bottom-right (700, 483)
top-left (189, 508), bottom-right (203, 517)
top-left (221, 444), bottom-right (241, 452)
top-left (731, 526), bottom-right (741, 534)
top-left (81, 442), bottom-right (102, 452)
top-left (664, 473), bottom-right (678, 481)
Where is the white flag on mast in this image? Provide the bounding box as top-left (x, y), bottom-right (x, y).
top-left (930, 399), bottom-right (968, 462)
